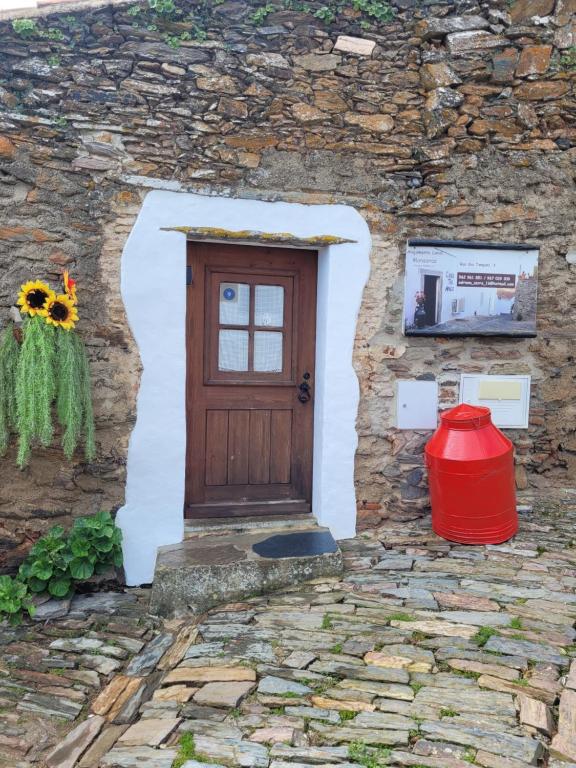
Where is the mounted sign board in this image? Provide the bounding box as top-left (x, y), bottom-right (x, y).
top-left (403, 239), bottom-right (539, 337)
top-left (396, 380), bottom-right (438, 430)
top-left (459, 374), bottom-right (531, 429)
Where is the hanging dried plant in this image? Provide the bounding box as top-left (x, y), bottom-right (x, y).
top-left (1, 271), bottom-right (96, 467)
top-left (55, 330), bottom-right (95, 461)
top-left (15, 316), bottom-right (56, 467)
top-left (0, 326), bottom-right (19, 455)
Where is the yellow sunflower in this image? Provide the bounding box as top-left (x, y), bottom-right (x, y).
top-left (17, 280), bottom-right (55, 316)
top-left (43, 293), bottom-right (79, 331)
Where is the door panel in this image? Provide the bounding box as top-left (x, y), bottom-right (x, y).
top-left (185, 242), bottom-right (317, 518)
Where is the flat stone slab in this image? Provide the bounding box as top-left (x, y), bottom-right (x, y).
top-left (194, 681), bottom-right (256, 708)
top-left (118, 718), bottom-right (181, 747)
top-left (164, 666), bottom-right (256, 685)
top-left (257, 676), bottom-right (312, 696)
top-left (45, 715), bottom-right (105, 768)
top-left (150, 526), bottom-right (343, 616)
top-left (101, 746), bottom-right (178, 767)
top-left (484, 637), bottom-right (566, 665)
top-left (421, 721), bottom-right (544, 764)
top-left (193, 735), bottom-right (269, 767)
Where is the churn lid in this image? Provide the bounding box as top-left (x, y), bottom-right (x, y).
top-left (440, 403), bottom-right (492, 430)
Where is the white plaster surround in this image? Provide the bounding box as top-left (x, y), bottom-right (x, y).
top-left (117, 189), bottom-right (371, 585)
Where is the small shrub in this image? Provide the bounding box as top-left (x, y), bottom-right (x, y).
top-left (19, 524), bottom-right (72, 598)
top-left (0, 575), bottom-right (35, 626)
top-left (148, 0), bottom-right (177, 15)
top-left (351, 0), bottom-right (395, 22)
top-left (314, 6), bottom-right (336, 22)
top-left (0, 511), bottom-right (122, 627)
top-left (561, 46), bottom-right (576, 70)
top-left (41, 27), bottom-right (65, 40)
top-left (12, 18), bottom-right (37, 37)
top-left (250, 3), bottom-right (275, 24)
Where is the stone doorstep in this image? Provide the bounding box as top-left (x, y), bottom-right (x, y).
top-left (184, 514), bottom-right (319, 537)
top-left (150, 525), bottom-right (343, 617)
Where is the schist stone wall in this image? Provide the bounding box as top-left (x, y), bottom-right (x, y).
top-left (1, 0), bottom-right (575, 567)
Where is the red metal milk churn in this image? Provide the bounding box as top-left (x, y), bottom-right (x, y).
top-left (425, 403), bottom-right (517, 544)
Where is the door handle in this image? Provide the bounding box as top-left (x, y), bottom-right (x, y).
top-left (297, 372), bottom-right (311, 403)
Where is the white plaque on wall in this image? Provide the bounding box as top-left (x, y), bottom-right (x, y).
top-left (396, 380), bottom-right (438, 430)
top-left (459, 374), bottom-right (531, 429)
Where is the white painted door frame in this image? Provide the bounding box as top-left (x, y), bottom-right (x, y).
top-left (117, 190), bottom-right (371, 585)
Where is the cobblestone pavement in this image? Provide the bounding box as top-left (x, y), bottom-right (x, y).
top-left (3, 505), bottom-right (576, 768)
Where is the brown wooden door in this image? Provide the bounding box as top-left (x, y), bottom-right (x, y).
top-left (185, 242), bottom-right (317, 518)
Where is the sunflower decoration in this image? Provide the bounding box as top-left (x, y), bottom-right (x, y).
top-left (1, 269), bottom-right (95, 467)
top-left (43, 293), bottom-right (79, 331)
top-left (17, 280), bottom-right (55, 317)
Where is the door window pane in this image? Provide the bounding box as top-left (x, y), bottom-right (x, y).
top-left (255, 285), bottom-right (284, 327)
top-left (219, 283), bottom-right (249, 326)
top-left (254, 331), bottom-right (283, 373)
top-left (219, 330), bottom-right (249, 371)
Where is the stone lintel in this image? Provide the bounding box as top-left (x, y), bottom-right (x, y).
top-left (160, 226), bottom-right (356, 247)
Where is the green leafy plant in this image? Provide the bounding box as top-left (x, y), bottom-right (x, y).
top-left (0, 511), bottom-right (123, 624)
top-left (339, 710), bottom-right (357, 722)
top-left (330, 642), bottom-right (343, 653)
top-left (67, 511), bottom-right (123, 580)
top-left (18, 524), bottom-right (72, 598)
top-left (561, 46), bottom-right (576, 70)
top-left (314, 6), bottom-right (336, 22)
top-left (440, 707), bottom-right (458, 718)
top-left (172, 733), bottom-right (197, 768)
top-left (472, 626), bottom-right (499, 647)
top-left (321, 613), bottom-right (334, 630)
top-left (348, 741), bottom-right (391, 768)
top-left (15, 316), bottom-right (56, 467)
top-left (127, 4), bottom-right (142, 14)
top-left (351, 0), bottom-right (395, 22)
top-left (250, 3), bottom-right (276, 24)
top-left (0, 575), bottom-right (35, 626)
top-left (12, 18), bottom-right (38, 37)
top-left (148, 0), bottom-right (177, 15)
top-left (0, 327), bottom-right (19, 455)
top-left (40, 27), bottom-right (65, 40)
top-left (388, 612), bottom-right (413, 622)
top-left (509, 616), bottom-right (523, 630)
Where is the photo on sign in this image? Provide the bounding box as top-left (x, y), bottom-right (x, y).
top-left (403, 240), bottom-right (539, 337)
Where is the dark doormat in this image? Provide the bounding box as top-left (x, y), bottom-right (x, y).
top-left (252, 530), bottom-right (338, 559)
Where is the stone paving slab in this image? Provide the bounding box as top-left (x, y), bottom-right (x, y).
top-left (2, 506), bottom-right (576, 767)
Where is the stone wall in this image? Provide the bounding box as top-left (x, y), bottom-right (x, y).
top-left (512, 274), bottom-right (538, 321)
top-left (0, 0), bottom-right (575, 564)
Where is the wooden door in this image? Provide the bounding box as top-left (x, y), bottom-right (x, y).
top-left (185, 242), bottom-right (317, 518)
